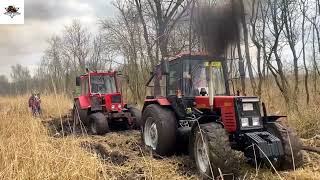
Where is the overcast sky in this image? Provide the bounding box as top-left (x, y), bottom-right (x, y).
top-left (0, 0), bottom-right (115, 79)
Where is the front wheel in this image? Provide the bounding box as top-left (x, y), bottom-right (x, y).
top-left (141, 104), bottom-right (177, 156)
top-left (266, 122), bottom-right (304, 170)
top-left (88, 112), bottom-right (109, 135)
top-left (190, 123), bottom-right (239, 180)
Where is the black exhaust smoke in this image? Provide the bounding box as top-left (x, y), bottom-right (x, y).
top-left (193, 0), bottom-right (244, 57)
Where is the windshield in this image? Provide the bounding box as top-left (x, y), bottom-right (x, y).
top-left (90, 75), bottom-right (117, 94)
top-left (184, 60), bottom-right (226, 96)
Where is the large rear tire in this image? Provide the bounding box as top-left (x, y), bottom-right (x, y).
top-left (88, 112), bottom-right (110, 135)
top-left (266, 122), bottom-right (304, 170)
top-left (141, 104), bottom-right (177, 156)
top-left (190, 123), bottom-right (239, 180)
top-left (72, 106), bottom-right (80, 132)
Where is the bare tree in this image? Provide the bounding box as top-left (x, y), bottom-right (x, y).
top-left (63, 20), bottom-right (90, 73)
top-left (240, 0), bottom-right (257, 94)
top-left (146, 0), bottom-right (191, 57)
top-left (11, 64), bottom-right (32, 94)
top-left (282, 0), bottom-right (300, 99)
top-left (300, 0), bottom-right (310, 104)
top-left (250, 0), bottom-right (264, 96)
top-left (0, 75), bottom-right (10, 95)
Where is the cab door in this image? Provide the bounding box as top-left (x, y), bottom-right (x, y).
top-left (78, 76), bottom-right (90, 109)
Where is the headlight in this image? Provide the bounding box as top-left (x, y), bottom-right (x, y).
top-left (252, 117), bottom-right (260, 126)
top-left (111, 105), bottom-right (115, 109)
top-left (241, 118), bottom-right (249, 127)
top-left (243, 103), bottom-right (254, 111)
top-left (118, 104), bottom-right (122, 109)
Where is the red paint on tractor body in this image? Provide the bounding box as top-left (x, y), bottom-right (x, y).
top-left (194, 96), bottom-right (210, 109)
top-left (144, 98), bottom-right (171, 106)
top-left (214, 96), bottom-right (237, 132)
top-left (78, 96), bottom-right (90, 109)
top-left (195, 96), bottom-right (237, 133)
top-left (105, 93), bottom-right (123, 112)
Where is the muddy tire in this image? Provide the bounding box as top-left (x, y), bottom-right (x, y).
top-left (128, 107), bottom-right (141, 129)
top-left (73, 100), bottom-right (88, 125)
top-left (88, 112), bottom-right (109, 135)
top-left (141, 104), bottom-right (177, 156)
top-left (72, 106), bottom-right (80, 132)
top-left (266, 122), bottom-right (304, 170)
top-left (190, 123), bottom-right (239, 180)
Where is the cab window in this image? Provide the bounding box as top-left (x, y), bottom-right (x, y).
top-left (81, 77), bottom-right (88, 95)
top-left (167, 60), bottom-right (182, 95)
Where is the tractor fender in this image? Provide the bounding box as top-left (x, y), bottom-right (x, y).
top-left (263, 115), bottom-right (287, 122)
top-left (77, 96), bottom-right (90, 109)
top-left (142, 98), bottom-right (171, 112)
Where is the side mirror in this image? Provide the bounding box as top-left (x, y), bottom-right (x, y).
top-left (76, 76), bottom-right (81, 86)
top-left (117, 70), bottom-right (123, 76)
top-left (161, 60), bottom-right (169, 75)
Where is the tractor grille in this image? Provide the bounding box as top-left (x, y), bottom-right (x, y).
top-left (91, 96), bottom-right (102, 111)
top-left (111, 95), bottom-right (121, 103)
top-left (222, 109), bottom-right (237, 132)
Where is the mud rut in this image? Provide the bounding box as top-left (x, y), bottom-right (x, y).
top-left (39, 114), bottom-right (320, 179)
top-left (41, 114), bottom-right (198, 179)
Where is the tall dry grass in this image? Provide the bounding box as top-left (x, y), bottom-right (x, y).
top-left (258, 83), bottom-right (320, 138)
top-left (0, 95), bottom-right (197, 180)
top-left (0, 95), bottom-right (108, 179)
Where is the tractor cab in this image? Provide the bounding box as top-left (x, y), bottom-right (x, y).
top-left (75, 71), bottom-right (122, 112)
top-left (141, 52), bottom-right (303, 178)
top-left (76, 71), bottom-right (117, 95)
top-left (147, 53), bottom-right (228, 98)
top-left (73, 70), bottom-right (141, 135)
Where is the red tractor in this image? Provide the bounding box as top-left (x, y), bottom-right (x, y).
top-left (73, 70), bottom-right (141, 135)
top-left (141, 53), bottom-right (304, 179)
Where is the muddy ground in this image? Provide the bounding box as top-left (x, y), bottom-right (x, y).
top-left (41, 115), bottom-right (320, 180)
top-left (42, 115), bottom-right (199, 179)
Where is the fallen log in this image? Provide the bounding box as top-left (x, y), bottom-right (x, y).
top-left (302, 146), bottom-right (320, 154)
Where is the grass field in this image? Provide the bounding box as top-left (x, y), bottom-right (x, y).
top-left (0, 94), bottom-right (319, 179)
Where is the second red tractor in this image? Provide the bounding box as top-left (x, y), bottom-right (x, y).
top-left (72, 70), bottom-right (141, 135)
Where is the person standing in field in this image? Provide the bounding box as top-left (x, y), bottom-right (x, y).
top-left (28, 92), bottom-right (42, 117)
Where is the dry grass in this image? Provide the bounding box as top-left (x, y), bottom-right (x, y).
top-left (0, 93), bottom-right (319, 180)
top-left (0, 95), bottom-right (195, 179)
top-left (0, 95), bottom-right (107, 179)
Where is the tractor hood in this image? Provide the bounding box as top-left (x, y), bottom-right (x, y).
top-left (104, 93), bottom-right (123, 112)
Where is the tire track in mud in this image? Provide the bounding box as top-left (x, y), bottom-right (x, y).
top-left (41, 114), bottom-right (199, 179)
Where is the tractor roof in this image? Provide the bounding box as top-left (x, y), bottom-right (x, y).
top-left (164, 52), bottom-right (224, 62)
top-left (80, 71), bottom-right (116, 78)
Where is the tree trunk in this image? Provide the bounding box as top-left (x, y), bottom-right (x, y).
top-left (250, 0), bottom-right (263, 96)
top-left (134, 0), bottom-right (155, 68)
top-left (237, 36), bottom-right (246, 95)
top-left (301, 0), bottom-right (310, 104)
top-left (282, 0), bottom-right (299, 99)
top-left (240, 0), bottom-right (256, 95)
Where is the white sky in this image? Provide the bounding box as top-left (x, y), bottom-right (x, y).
top-left (0, 0), bottom-right (115, 78)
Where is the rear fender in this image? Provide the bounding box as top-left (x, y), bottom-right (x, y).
top-left (142, 98), bottom-right (171, 112)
